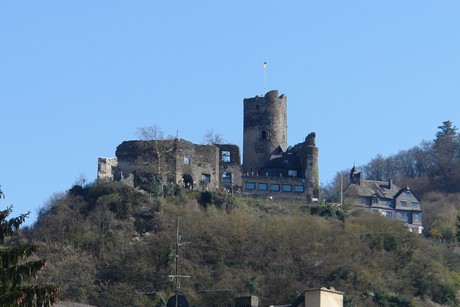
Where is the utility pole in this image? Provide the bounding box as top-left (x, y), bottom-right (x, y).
top-left (340, 173), bottom-right (343, 206)
top-left (168, 217), bottom-right (190, 307)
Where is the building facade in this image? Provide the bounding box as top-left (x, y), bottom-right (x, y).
top-left (344, 166), bottom-right (423, 233)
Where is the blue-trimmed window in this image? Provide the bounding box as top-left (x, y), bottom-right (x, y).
top-left (282, 184), bottom-right (292, 192)
top-left (270, 184), bottom-right (280, 191)
top-left (246, 182), bottom-right (256, 190)
top-left (258, 183), bottom-right (268, 191)
top-left (294, 185), bottom-right (304, 193)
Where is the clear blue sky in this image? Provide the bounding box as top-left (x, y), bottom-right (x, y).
top-left (1, 1), bottom-right (459, 224)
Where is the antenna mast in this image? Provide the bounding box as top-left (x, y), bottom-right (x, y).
top-left (263, 61), bottom-right (267, 95)
top-left (168, 217), bottom-right (190, 307)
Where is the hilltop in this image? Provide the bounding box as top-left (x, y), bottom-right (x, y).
top-left (25, 181), bottom-right (460, 307)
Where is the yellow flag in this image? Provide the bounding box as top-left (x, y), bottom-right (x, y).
top-left (264, 61), bottom-right (267, 68)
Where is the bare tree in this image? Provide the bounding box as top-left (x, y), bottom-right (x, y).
top-left (137, 126), bottom-right (176, 185)
top-left (203, 129), bottom-right (226, 145)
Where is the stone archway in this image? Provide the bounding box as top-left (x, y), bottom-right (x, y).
top-left (182, 174), bottom-right (194, 190)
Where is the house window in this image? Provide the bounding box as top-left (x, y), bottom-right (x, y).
top-left (221, 151), bottom-right (231, 162)
top-left (399, 212), bottom-right (409, 222)
top-left (183, 156), bottom-right (190, 164)
top-left (282, 184), bottom-right (292, 192)
top-left (385, 211), bottom-right (394, 219)
top-left (400, 201), bottom-right (407, 207)
top-left (222, 172), bottom-right (232, 184)
top-left (413, 213), bottom-right (422, 223)
top-left (372, 197), bottom-right (379, 204)
top-left (245, 182), bottom-right (256, 190)
top-left (288, 170), bottom-right (297, 177)
top-left (294, 185), bottom-right (304, 193)
top-left (412, 201), bottom-right (420, 209)
top-left (270, 184), bottom-right (280, 192)
top-left (258, 183), bottom-right (268, 191)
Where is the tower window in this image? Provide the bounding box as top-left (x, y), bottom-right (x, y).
top-left (260, 130), bottom-right (269, 141)
top-left (221, 151), bottom-right (231, 162)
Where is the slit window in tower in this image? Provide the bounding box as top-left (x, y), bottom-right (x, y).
top-left (261, 130), bottom-right (269, 141)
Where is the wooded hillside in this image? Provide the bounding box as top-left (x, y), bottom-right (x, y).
top-left (25, 182), bottom-right (460, 307)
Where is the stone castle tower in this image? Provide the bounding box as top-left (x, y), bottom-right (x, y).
top-left (243, 90), bottom-right (287, 173)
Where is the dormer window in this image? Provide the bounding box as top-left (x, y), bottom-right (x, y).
top-left (372, 197), bottom-right (379, 204)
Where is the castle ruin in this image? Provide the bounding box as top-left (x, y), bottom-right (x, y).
top-left (98, 90), bottom-right (319, 204)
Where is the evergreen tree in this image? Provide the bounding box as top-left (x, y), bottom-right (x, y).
top-left (434, 120), bottom-right (459, 161)
top-left (0, 187), bottom-right (59, 306)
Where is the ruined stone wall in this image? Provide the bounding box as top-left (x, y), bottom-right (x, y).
top-left (115, 140), bottom-right (178, 182)
top-left (243, 90), bottom-right (287, 173)
top-left (175, 141), bottom-right (220, 190)
top-left (288, 133), bottom-right (319, 204)
top-left (97, 157), bottom-right (118, 182)
top-left (114, 139), bottom-right (223, 191)
top-left (217, 144), bottom-right (243, 189)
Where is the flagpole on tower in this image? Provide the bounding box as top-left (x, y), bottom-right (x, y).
top-left (263, 61), bottom-right (267, 95)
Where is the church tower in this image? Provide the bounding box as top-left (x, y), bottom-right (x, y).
top-left (242, 90), bottom-right (287, 174)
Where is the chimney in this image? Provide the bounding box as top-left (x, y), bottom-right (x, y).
top-left (235, 296), bottom-right (258, 307)
top-left (304, 287), bottom-right (343, 307)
